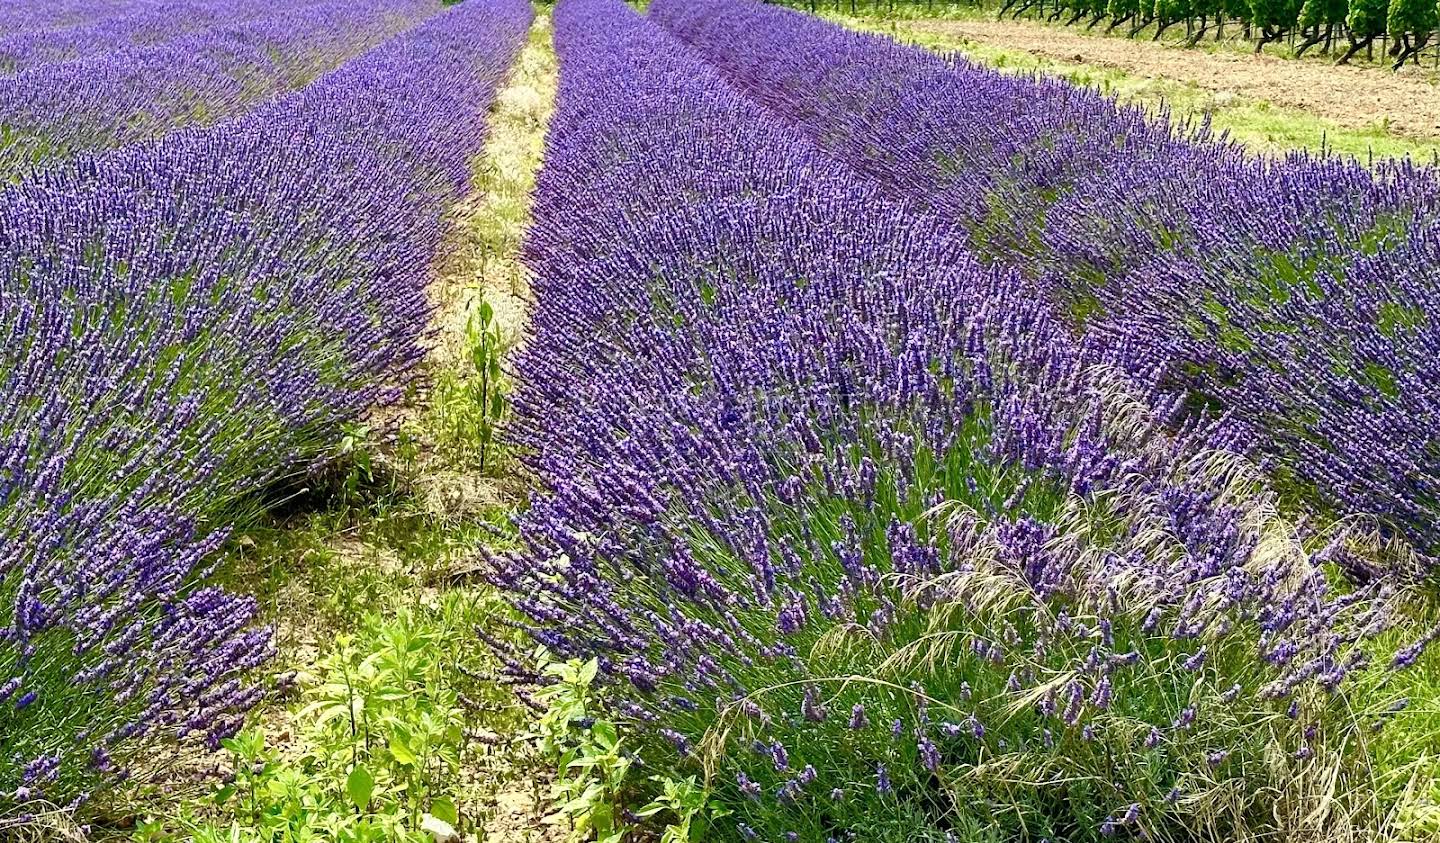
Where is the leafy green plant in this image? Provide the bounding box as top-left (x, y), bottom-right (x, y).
top-left (430, 295), bottom-right (513, 473)
top-left (133, 612), bottom-right (473, 843)
top-left (467, 297), bottom-right (510, 475)
top-left (532, 656), bottom-right (631, 843)
top-left (529, 653), bottom-right (729, 843)
top-left (423, 293), bottom-right (515, 472)
top-left (336, 422), bottom-right (378, 503)
top-left (635, 775), bottom-right (731, 843)
top-left (300, 611), bottom-right (466, 830)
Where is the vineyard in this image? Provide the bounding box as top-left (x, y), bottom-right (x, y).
top-left (2, 0), bottom-right (1439, 841)
top-left (780, 0), bottom-right (1440, 68)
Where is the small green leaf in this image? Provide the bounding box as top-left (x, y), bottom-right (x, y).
top-left (591, 720), bottom-right (619, 750)
top-left (389, 729), bottom-right (417, 766)
top-left (430, 796), bottom-right (459, 825)
top-left (346, 763), bottom-right (375, 811)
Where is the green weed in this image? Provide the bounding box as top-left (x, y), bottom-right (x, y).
top-left (429, 296), bottom-right (514, 475)
top-left (527, 653), bottom-right (729, 842)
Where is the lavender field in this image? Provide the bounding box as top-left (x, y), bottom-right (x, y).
top-left (2, 0), bottom-right (1438, 840)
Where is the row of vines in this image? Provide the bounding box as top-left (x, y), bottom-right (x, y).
top-left (774, 0), bottom-right (1440, 66)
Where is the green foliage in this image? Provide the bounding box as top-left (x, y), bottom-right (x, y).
top-left (132, 611), bottom-right (479, 843)
top-left (1248, 0), bottom-right (1303, 28)
top-left (1106, 0), bottom-right (1144, 23)
top-left (1346, 0), bottom-right (1388, 32)
top-left (635, 776), bottom-right (732, 843)
top-left (1155, 0), bottom-right (1195, 22)
top-left (528, 653), bottom-right (728, 843)
top-left (429, 295), bottom-right (512, 474)
top-left (1387, 0), bottom-right (1439, 35)
top-left (1297, 0), bottom-right (1348, 26)
top-left (335, 422), bottom-right (383, 504)
top-left (533, 656), bottom-right (631, 843)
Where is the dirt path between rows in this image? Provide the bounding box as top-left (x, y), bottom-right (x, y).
top-left (908, 18), bottom-right (1440, 142)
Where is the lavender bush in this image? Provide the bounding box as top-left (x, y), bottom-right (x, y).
top-left (0, 0), bottom-right (308, 76)
top-left (0, 0), bottom-right (531, 818)
top-left (489, 1), bottom-right (1436, 839)
top-left (652, 0), bottom-right (1440, 564)
top-left (0, 0), bottom-right (444, 184)
top-left (0, 1), bottom-right (141, 39)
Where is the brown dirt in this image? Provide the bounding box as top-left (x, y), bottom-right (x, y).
top-left (909, 18), bottom-right (1440, 142)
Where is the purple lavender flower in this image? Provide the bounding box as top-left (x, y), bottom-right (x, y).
top-left (770, 741), bottom-right (789, 772)
top-left (660, 729), bottom-right (692, 756)
top-left (1090, 676), bottom-right (1113, 711)
top-left (918, 738), bottom-right (940, 773)
top-left (1063, 681), bottom-right (1085, 726)
top-left (802, 686), bottom-right (827, 723)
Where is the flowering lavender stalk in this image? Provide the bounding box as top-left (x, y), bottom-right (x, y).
top-left (652, 0), bottom-right (1440, 565)
top-left (0, 0), bottom-right (530, 814)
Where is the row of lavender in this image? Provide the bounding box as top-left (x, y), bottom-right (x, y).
top-left (0, 0), bottom-right (310, 76)
top-left (653, 0), bottom-right (1440, 568)
top-left (0, 0), bottom-right (444, 184)
top-left (0, 0), bottom-right (531, 817)
top-left (491, 0), bottom-right (1433, 839)
top-left (0, 0), bottom-right (139, 38)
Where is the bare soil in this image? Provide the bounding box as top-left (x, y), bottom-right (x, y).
top-left (909, 18), bottom-right (1440, 142)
